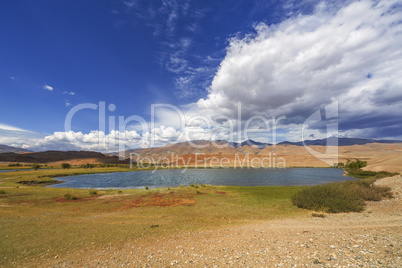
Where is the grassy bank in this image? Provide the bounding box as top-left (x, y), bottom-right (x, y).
top-left (0, 168), bottom-right (306, 266)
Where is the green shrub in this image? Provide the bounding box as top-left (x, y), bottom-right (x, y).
top-left (64, 194), bottom-right (78, 200)
top-left (89, 190), bottom-right (97, 196)
top-left (145, 186), bottom-right (149, 190)
top-left (61, 163), bottom-right (71, 169)
top-left (8, 163), bottom-right (22, 167)
top-left (345, 159), bottom-right (367, 170)
top-left (190, 183), bottom-right (195, 187)
top-left (118, 190), bottom-right (123, 194)
top-left (32, 163), bottom-right (41, 170)
top-left (292, 183), bottom-right (365, 213)
top-left (0, 190), bottom-right (6, 194)
top-left (291, 172), bottom-right (394, 213)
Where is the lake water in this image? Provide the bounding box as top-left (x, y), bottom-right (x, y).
top-left (0, 169), bottom-right (17, 173)
top-left (0, 169), bottom-right (33, 173)
top-left (48, 168), bottom-right (348, 189)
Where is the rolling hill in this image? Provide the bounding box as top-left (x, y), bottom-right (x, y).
top-left (0, 144), bottom-right (31, 153)
top-left (0, 151), bottom-right (128, 165)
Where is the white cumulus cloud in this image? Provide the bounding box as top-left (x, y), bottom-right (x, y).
top-left (195, 0), bottom-right (402, 138)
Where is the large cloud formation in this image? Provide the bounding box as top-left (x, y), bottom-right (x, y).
top-left (197, 0), bottom-right (402, 138)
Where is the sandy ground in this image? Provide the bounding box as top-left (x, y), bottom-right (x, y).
top-left (27, 175), bottom-right (401, 268)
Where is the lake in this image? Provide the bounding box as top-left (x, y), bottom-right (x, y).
top-left (48, 168), bottom-right (348, 189)
top-left (0, 169), bottom-right (19, 173)
top-left (0, 169), bottom-right (34, 173)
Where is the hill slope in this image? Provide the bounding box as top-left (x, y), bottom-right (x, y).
top-left (0, 144), bottom-right (31, 153)
top-left (0, 151), bottom-right (128, 164)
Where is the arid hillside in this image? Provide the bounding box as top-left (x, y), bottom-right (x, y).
top-left (0, 151), bottom-right (129, 165)
top-left (118, 141), bottom-right (402, 173)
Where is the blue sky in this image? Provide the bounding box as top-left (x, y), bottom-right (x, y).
top-left (1, 0), bottom-right (401, 151)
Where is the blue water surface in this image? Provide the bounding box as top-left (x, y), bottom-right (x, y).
top-left (48, 168), bottom-right (347, 189)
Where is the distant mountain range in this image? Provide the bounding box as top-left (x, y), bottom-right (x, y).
top-left (228, 140), bottom-right (271, 149)
top-left (0, 137), bottom-right (401, 164)
top-left (276, 137), bottom-right (402, 147)
top-left (0, 144), bottom-right (31, 153)
top-left (216, 138), bottom-right (401, 149)
top-left (0, 138), bottom-right (401, 169)
top-left (112, 137), bottom-right (402, 159)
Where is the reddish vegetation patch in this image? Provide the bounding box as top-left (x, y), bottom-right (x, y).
top-left (215, 191), bottom-right (227, 195)
top-left (115, 193), bottom-right (196, 211)
top-left (54, 196), bottom-right (97, 203)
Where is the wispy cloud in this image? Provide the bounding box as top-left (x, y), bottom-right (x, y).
top-left (120, 0), bottom-right (213, 98)
top-left (43, 84), bottom-right (53, 91)
top-left (0, 123), bottom-right (31, 132)
top-left (63, 91), bottom-right (75, 96)
top-left (174, 66), bottom-right (216, 98)
top-left (123, 0), bottom-right (187, 36)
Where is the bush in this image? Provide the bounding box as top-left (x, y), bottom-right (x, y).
top-left (61, 163), bottom-right (71, 169)
top-left (0, 190), bottom-right (5, 194)
top-left (32, 163), bottom-right (41, 170)
top-left (145, 186), bottom-right (149, 190)
top-left (81, 163), bottom-right (95, 169)
top-left (64, 194), bottom-right (78, 200)
top-left (345, 159), bottom-right (367, 170)
top-left (89, 190), bottom-right (97, 195)
top-left (292, 183), bottom-right (365, 213)
top-left (291, 172), bottom-right (395, 213)
top-left (8, 163), bottom-right (22, 167)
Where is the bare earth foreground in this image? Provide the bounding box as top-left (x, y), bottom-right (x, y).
top-left (32, 176), bottom-right (402, 267)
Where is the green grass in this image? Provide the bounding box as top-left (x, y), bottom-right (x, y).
top-left (347, 169), bottom-right (398, 179)
top-left (0, 167), bottom-right (307, 266)
top-left (0, 167), bottom-right (135, 187)
top-left (89, 190), bottom-right (97, 195)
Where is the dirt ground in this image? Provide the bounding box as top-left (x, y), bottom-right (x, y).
top-left (28, 175), bottom-right (401, 268)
